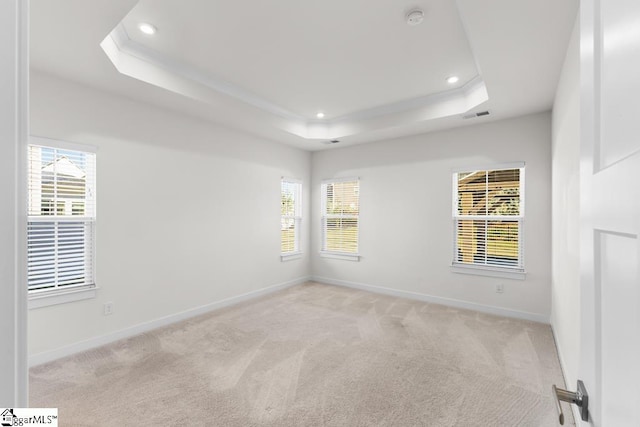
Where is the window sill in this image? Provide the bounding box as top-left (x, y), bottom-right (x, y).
top-left (320, 251), bottom-right (360, 262)
top-left (450, 263), bottom-right (526, 280)
top-left (29, 285), bottom-right (98, 309)
top-left (281, 252), bottom-right (303, 262)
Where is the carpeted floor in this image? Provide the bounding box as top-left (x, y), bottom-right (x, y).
top-left (30, 282), bottom-right (572, 426)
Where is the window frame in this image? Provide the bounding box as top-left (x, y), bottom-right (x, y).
top-left (28, 136), bottom-right (98, 309)
top-left (320, 177), bottom-right (360, 262)
top-left (280, 177), bottom-right (303, 261)
top-left (450, 163), bottom-right (526, 280)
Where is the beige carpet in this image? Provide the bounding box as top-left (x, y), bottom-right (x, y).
top-left (30, 282), bottom-right (572, 426)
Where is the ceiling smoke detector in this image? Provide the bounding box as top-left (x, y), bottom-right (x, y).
top-left (406, 10), bottom-right (424, 26)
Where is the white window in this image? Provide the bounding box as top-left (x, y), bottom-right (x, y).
top-left (28, 137), bottom-right (97, 308)
top-left (321, 178), bottom-right (360, 261)
top-left (452, 164), bottom-right (525, 279)
top-left (281, 178), bottom-right (302, 260)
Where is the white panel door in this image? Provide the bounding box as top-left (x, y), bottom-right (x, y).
top-left (580, 0), bottom-right (640, 425)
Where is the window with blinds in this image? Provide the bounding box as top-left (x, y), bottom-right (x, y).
top-left (321, 178), bottom-right (359, 255)
top-left (281, 178), bottom-right (302, 255)
top-left (453, 166), bottom-right (524, 270)
top-left (28, 143), bottom-right (96, 294)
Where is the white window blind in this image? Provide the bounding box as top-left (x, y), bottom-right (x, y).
top-left (28, 143), bottom-right (96, 294)
top-left (281, 178), bottom-right (302, 254)
top-left (453, 167), bottom-right (524, 270)
top-left (321, 178), bottom-right (359, 254)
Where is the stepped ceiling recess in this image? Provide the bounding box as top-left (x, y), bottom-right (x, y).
top-left (30, 0), bottom-right (578, 150)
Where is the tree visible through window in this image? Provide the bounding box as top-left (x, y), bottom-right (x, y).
top-left (321, 179), bottom-right (359, 254)
top-left (453, 167), bottom-right (524, 270)
top-left (28, 143), bottom-right (96, 293)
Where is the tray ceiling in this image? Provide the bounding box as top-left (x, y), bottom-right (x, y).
top-left (30, 0), bottom-right (578, 150)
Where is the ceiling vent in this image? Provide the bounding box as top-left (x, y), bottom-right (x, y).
top-left (462, 110), bottom-right (490, 120)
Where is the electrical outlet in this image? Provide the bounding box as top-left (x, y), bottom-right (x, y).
top-left (496, 284), bottom-right (504, 293)
top-left (104, 302), bottom-right (114, 316)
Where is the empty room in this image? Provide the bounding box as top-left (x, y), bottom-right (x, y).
top-left (2, 0), bottom-right (639, 426)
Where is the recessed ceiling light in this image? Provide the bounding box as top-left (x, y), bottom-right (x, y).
top-left (446, 76), bottom-right (460, 84)
top-left (138, 23), bottom-right (157, 35)
top-left (316, 112), bottom-right (325, 119)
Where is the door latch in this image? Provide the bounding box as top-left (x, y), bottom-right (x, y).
top-left (552, 380), bottom-right (589, 425)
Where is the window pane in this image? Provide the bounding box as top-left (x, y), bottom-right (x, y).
top-left (28, 142), bottom-right (96, 293)
top-left (457, 171), bottom-right (487, 215)
top-left (29, 145), bottom-right (95, 217)
top-left (325, 181), bottom-right (359, 216)
top-left (325, 218), bottom-right (358, 253)
top-left (281, 180), bottom-right (301, 254)
top-left (57, 222), bottom-right (88, 287)
top-left (456, 219), bottom-right (520, 268)
top-left (486, 220), bottom-right (519, 266)
top-left (487, 169), bottom-right (520, 216)
top-left (27, 221), bottom-right (57, 290)
top-left (281, 182), bottom-right (297, 216)
top-left (27, 220), bottom-right (94, 291)
top-left (322, 179), bottom-right (360, 255)
top-left (456, 219), bottom-right (487, 264)
top-left (457, 169), bottom-right (521, 217)
top-left (281, 218), bottom-right (296, 253)
top-left (454, 166), bottom-right (523, 269)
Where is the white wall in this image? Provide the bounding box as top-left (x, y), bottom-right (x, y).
top-left (311, 113), bottom-right (552, 321)
top-left (550, 17), bottom-right (580, 388)
top-left (28, 71), bottom-right (559, 362)
top-left (28, 71), bottom-right (311, 360)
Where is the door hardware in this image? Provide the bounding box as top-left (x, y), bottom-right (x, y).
top-left (552, 380), bottom-right (589, 425)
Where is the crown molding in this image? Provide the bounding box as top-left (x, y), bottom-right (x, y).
top-left (101, 23), bottom-right (488, 141)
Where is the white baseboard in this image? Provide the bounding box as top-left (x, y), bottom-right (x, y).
top-left (29, 276), bottom-right (310, 367)
top-left (550, 324), bottom-right (581, 425)
top-left (312, 276), bottom-right (549, 324)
